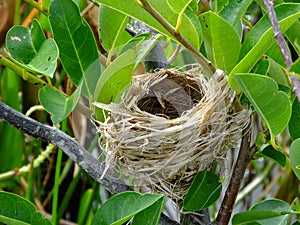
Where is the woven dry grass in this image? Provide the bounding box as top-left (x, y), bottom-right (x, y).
top-left (94, 65), bottom-right (249, 202)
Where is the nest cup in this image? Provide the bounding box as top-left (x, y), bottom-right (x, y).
top-left (95, 64), bottom-right (249, 202)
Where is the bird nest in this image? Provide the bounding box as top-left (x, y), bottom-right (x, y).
top-left (94, 65), bottom-right (249, 202)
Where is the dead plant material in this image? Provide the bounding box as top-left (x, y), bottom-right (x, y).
top-left (94, 65), bottom-right (250, 202)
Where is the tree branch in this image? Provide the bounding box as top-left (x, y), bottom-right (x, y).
top-left (216, 126), bottom-right (256, 224)
top-left (0, 101), bottom-right (130, 194)
top-left (0, 101), bottom-right (179, 225)
top-left (262, 0), bottom-right (300, 102)
top-left (137, 0), bottom-right (216, 76)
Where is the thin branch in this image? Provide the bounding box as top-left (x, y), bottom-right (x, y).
top-left (0, 101), bottom-right (179, 225)
top-left (0, 101), bottom-right (130, 194)
top-left (137, 0), bottom-right (216, 76)
top-left (262, 0), bottom-right (300, 102)
top-left (167, 45), bottom-right (181, 64)
top-left (216, 126), bottom-right (257, 224)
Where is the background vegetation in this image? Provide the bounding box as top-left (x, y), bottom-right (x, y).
top-left (0, 0), bottom-right (299, 224)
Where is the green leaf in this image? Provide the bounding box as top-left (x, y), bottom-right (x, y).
top-left (265, 43), bottom-right (285, 67)
top-left (0, 191), bottom-right (52, 225)
top-left (232, 199), bottom-right (292, 225)
top-left (49, 0), bottom-right (100, 85)
top-left (234, 74), bottom-right (291, 147)
top-left (290, 138), bottom-right (300, 181)
top-left (77, 189), bottom-right (94, 225)
top-left (27, 39), bottom-right (59, 78)
top-left (98, 5), bottom-right (131, 51)
top-left (199, 11), bottom-right (241, 73)
top-left (94, 49), bottom-right (136, 121)
top-left (31, 19), bottom-right (47, 51)
top-left (6, 26), bottom-right (38, 64)
top-left (183, 171), bottom-right (222, 211)
top-left (232, 210), bottom-right (290, 225)
top-left (38, 83), bottom-right (82, 125)
top-left (0, 69), bottom-right (23, 173)
top-left (229, 3), bottom-right (300, 89)
top-left (266, 57), bottom-right (289, 86)
top-left (289, 98), bottom-right (300, 141)
top-left (285, 21), bottom-right (300, 56)
top-left (166, 0), bottom-right (198, 14)
top-left (210, 0), bottom-right (229, 12)
top-left (5, 21), bottom-right (59, 78)
top-left (290, 59), bottom-right (300, 74)
top-left (132, 195), bottom-right (165, 225)
top-left (91, 192), bottom-right (164, 225)
top-left (261, 145), bottom-right (286, 167)
top-left (252, 58), bottom-right (270, 75)
top-left (94, 0), bottom-right (201, 49)
top-left (135, 35), bottom-right (162, 69)
top-left (220, 0), bottom-right (253, 27)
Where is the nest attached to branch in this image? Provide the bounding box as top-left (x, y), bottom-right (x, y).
top-left (95, 65), bottom-right (249, 202)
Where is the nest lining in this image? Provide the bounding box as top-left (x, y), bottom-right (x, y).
top-left (95, 65), bottom-right (249, 201)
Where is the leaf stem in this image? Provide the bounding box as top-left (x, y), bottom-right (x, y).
top-left (0, 54), bottom-right (47, 86)
top-left (0, 144), bottom-right (55, 181)
top-left (137, 0), bottom-right (216, 76)
top-left (23, 0), bottom-right (48, 16)
top-left (262, 0), bottom-right (300, 103)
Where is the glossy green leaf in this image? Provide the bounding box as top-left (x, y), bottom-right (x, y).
top-left (220, 0), bottom-right (253, 27)
top-left (38, 83), bottom-right (82, 125)
top-left (252, 58), bottom-right (270, 75)
top-left (98, 5), bottom-right (131, 51)
top-left (261, 145), bottom-right (286, 167)
top-left (229, 3), bottom-right (300, 89)
top-left (285, 21), bottom-right (300, 56)
top-left (210, 0), bottom-right (228, 12)
top-left (183, 171), bottom-right (222, 211)
top-left (234, 74), bottom-right (291, 147)
top-left (199, 11), bottom-right (241, 73)
top-left (0, 191), bottom-right (52, 225)
top-left (27, 39), bottom-right (59, 77)
top-left (6, 39), bottom-right (59, 78)
top-left (49, 0), bottom-right (100, 85)
top-left (6, 26), bottom-right (38, 64)
top-left (31, 19), bottom-right (47, 51)
top-left (233, 199), bottom-right (292, 225)
top-left (132, 194), bottom-right (164, 225)
top-left (239, 3), bottom-right (300, 60)
top-left (0, 69), bottom-right (23, 173)
top-left (289, 98), bottom-right (300, 141)
top-left (91, 192), bottom-right (164, 225)
top-left (5, 21), bottom-right (58, 78)
top-left (290, 138), bottom-right (300, 181)
top-left (290, 59), bottom-right (300, 74)
top-left (267, 57), bottom-right (289, 86)
top-left (265, 43), bottom-right (285, 67)
top-left (94, 0), bottom-right (201, 49)
top-left (94, 49), bottom-right (136, 121)
top-left (166, 0), bottom-right (197, 13)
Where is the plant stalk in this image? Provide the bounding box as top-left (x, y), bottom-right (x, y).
top-left (137, 0), bottom-right (216, 76)
top-left (216, 126), bottom-right (257, 224)
top-left (262, 0), bottom-right (300, 103)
